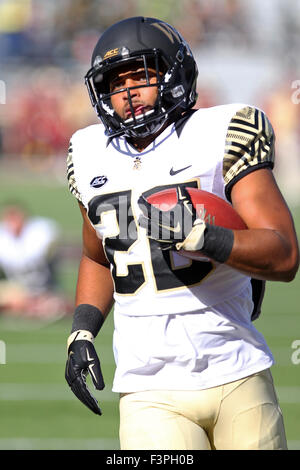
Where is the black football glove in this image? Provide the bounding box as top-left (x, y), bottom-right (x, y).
top-left (138, 186), bottom-right (206, 251)
top-left (65, 331), bottom-right (104, 415)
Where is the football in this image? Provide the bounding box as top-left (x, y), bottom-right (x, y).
top-left (146, 187), bottom-right (247, 261)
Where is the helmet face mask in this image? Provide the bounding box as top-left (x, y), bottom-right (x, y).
top-left (85, 17), bottom-right (198, 139)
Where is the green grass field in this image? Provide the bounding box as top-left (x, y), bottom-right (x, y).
top-left (0, 168), bottom-right (299, 450)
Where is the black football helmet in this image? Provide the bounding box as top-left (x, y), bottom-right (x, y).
top-left (85, 16), bottom-right (198, 138)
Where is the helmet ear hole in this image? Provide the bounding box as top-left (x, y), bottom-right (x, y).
top-left (171, 85), bottom-right (185, 99)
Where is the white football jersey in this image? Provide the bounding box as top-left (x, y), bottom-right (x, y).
top-left (68, 103), bottom-right (275, 391)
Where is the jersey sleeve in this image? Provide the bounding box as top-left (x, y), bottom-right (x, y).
top-left (66, 139), bottom-right (83, 204)
top-left (223, 106), bottom-right (275, 201)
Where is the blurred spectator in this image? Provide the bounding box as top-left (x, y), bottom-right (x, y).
top-left (177, 0), bottom-right (250, 48)
top-left (0, 0), bottom-right (33, 60)
top-left (1, 66), bottom-right (95, 166)
top-left (0, 203), bottom-right (73, 318)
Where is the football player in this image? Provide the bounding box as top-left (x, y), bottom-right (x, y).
top-left (65, 17), bottom-right (299, 449)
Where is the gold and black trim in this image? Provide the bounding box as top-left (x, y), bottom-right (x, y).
top-left (67, 141), bottom-right (83, 203)
top-left (223, 106), bottom-right (275, 200)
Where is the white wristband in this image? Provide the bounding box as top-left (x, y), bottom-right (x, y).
top-left (67, 329), bottom-right (94, 351)
top-left (175, 219), bottom-right (206, 251)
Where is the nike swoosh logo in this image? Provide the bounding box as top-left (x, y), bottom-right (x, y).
top-left (88, 363), bottom-right (97, 383)
top-left (170, 165), bottom-right (192, 176)
top-left (86, 348), bottom-right (97, 383)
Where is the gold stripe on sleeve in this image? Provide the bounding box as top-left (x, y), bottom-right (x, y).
top-left (67, 142), bottom-right (83, 203)
top-left (223, 106), bottom-right (275, 187)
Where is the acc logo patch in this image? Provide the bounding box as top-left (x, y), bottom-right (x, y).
top-left (90, 175), bottom-right (108, 189)
top-left (103, 48), bottom-right (120, 60)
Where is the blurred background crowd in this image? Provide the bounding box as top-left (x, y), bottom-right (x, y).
top-left (1, 0), bottom-right (300, 202)
top-left (0, 0), bottom-right (300, 317)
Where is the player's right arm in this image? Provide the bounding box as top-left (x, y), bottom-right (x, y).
top-left (65, 201), bottom-right (114, 415)
top-left (75, 201), bottom-right (114, 314)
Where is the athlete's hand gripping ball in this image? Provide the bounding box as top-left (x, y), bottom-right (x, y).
top-left (138, 186), bottom-right (206, 252)
top-left (65, 332), bottom-right (104, 415)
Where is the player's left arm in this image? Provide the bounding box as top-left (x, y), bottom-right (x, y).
top-left (227, 167), bottom-right (299, 282)
top-left (223, 105), bottom-right (299, 282)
